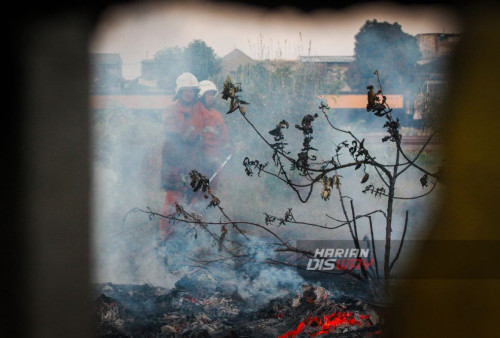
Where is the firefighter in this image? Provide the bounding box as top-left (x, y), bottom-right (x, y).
top-left (194, 80), bottom-right (232, 190)
top-left (159, 72), bottom-right (203, 241)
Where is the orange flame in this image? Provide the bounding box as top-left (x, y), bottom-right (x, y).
top-left (278, 312), bottom-right (373, 338)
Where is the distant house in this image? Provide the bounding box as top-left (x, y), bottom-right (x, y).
top-left (415, 34), bottom-right (460, 89)
top-left (415, 32), bottom-right (460, 89)
top-left (91, 56), bottom-right (170, 116)
top-left (90, 53), bottom-right (125, 94)
top-left (221, 49), bottom-right (256, 76)
top-left (416, 33), bottom-right (461, 61)
top-left (409, 33), bottom-right (461, 121)
top-left (123, 59), bottom-right (163, 95)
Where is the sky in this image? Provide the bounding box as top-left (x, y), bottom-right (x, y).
top-left (90, 0), bottom-right (461, 79)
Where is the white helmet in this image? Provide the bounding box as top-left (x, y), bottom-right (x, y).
top-left (198, 80), bottom-right (219, 98)
top-left (175, 72), bottom-right (199, 95)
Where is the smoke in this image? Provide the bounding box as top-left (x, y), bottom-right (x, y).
top-left (91, 82), bottom-right (443, 306)
top-left (162, 231), bottom-right (306, 306)
top-left (90, 3), bottom-right (452, 306)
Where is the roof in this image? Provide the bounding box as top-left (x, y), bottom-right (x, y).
top-left (90, 53), bottom-right (122, 65)
top-left (222, 49), bottom-right (255, 63)
top-left (416, 33), bottom-right (461, 38)
top-left (221, 49), bottom-right (256, 74)
top-left (300, 55), bottom-right (354, 63)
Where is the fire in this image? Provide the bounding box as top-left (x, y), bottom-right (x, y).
top-left (278, 312), bottom-right (374, 337)
top-left (182, 295), bottom-right (198, 303)
top-left (279, 322), bottom-right (305, 338)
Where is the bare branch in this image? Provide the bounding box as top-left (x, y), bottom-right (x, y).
top-left (134, 207), bottom-right (301, 254)
top-left (350, 199), bottom-right (369, 280)
top-left (373, 179), bottom-right (438, 200)
top-left (373, 164), bottom-right (391, 188)
top-left (396, 138), bottom-right (441, 179)
top-left (326, 209), bottom-right (387, 223)
top-left (390, 210), bottom-right (409, 271)
top-left (396, 131), bottom-right (439, 178)
top-left (368, 216), bottom-right (379, 279)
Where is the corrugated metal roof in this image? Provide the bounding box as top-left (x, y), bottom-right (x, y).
top-left (300, 55), bottom-right (354, 63)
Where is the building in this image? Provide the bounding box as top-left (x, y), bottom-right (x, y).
top-left (90, 34), bottom-right (460, 128)
top-left (416, 33), bottom-right (461, 94)
top-left (406, 33), bottom-right (460, 123)
top-left (416, 33), bottom-right (461, 61)
top-left (91, 56), bottom-right (169, 117)
top-left (221, 49), bottom-right (256, 76)
top-left (123, 59), bottom-right (162, 95)
top-left (90, 53), bottom-right (125, 94)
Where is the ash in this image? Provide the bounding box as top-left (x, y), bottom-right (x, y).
top-left (94, 273), bottom-right (384, 337)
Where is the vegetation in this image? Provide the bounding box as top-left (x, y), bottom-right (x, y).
top-left (140, 71), bottom-right (443, 295)
top-left (228, 61), bottom-right (341, 120)
top-left (154, 40), bottom-right (222, 93)
top-left (212, 59), bottom-right (343, 170)
top-left (417, 90), bottom-right (445, 133)
top-left (346, 20), bottom-right (421, 94)
top-left (120, 26), bottom-right (445, 294)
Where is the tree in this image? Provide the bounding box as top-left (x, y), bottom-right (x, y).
top-left (153, 40), bottom-right (221, 93)
top-left (184, 40), bottom-right (222, 82)
top-left (153, 46), bottom-right (186, 92)
top-left (218, 74), bottom-right (442, 281)
top-left (346, 20), bottom-right (421, 94)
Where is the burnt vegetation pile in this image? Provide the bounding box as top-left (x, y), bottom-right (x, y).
top-left (94, 280), bottom-right (383, 337)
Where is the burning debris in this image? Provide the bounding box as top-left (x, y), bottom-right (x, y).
top-left (94, 279), bottom-right (383, 337)
top-left (301, 284), bottom-right (328, 305)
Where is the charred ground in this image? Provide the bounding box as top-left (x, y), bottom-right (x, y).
top-left (94, 276), bottom-right (384, 337)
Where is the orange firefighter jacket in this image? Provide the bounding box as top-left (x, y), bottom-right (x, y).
top-left (193, 101), bottom-right (232, 178)
top-left (161, 100), bottom-right (204, 191)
